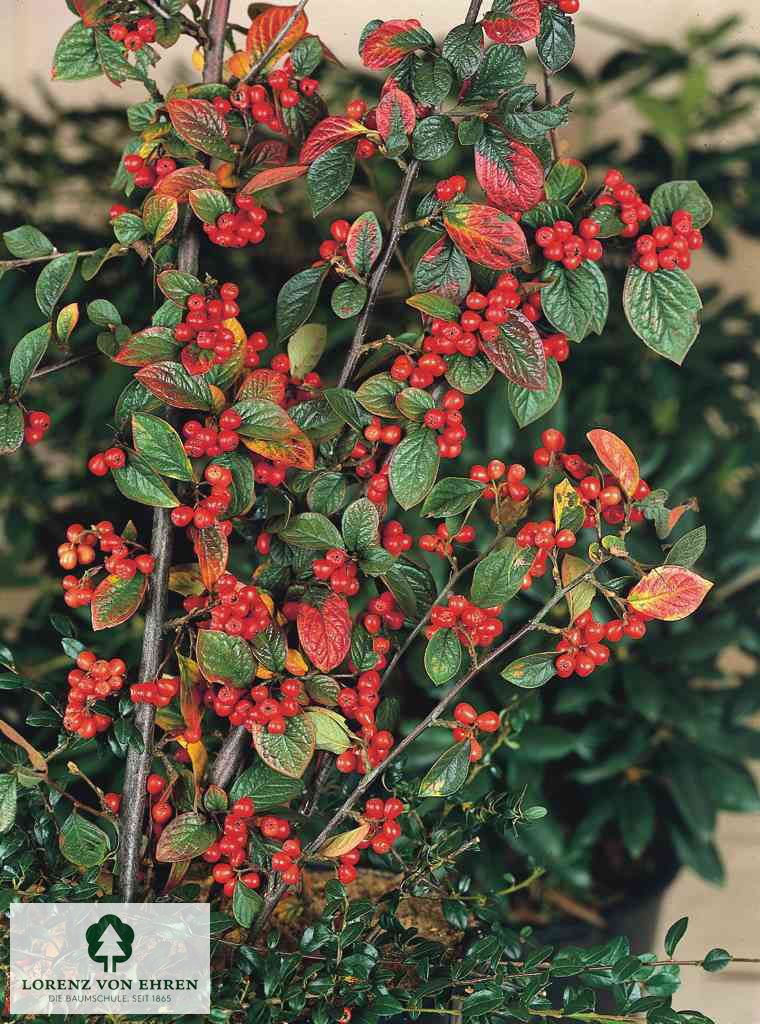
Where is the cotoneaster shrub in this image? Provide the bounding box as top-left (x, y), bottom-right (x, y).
top-left (0, 1), bottom-right (753, 1021)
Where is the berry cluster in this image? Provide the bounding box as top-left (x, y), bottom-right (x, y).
top-left (450, 702), bottom-right (500, 761)
top-left (268, 833), bottom-right (302, 887)
top-left (146, 773), bottom-right (173, 830)
top-left (593, 169), bottom-right (652, 239)
top-left (63, 649), bottom-right (126, 738)
top-left (207, 573), bottom-right (273, 641)
top-left (123, 152), bottom-right (176, 191)
top-left (173, 283), bottom-right (242, 376)
top-left (202, 194), bottom-right (268, 249)
top-left (365, 463), bottom-right (390, 506)
top-left (336, 796), bottom-right (405, 883)
top-left (380, 520), bottom-right (413, 556)
top-left (343, 99), bottom-right (377, 158)
top-left (555, 608), bottom-right (646, 679)
top-left (88, 446), bottom-right (126, 476)
top-left (427, 596), bottom-right (504, 649)
top-left (470, 458), bottom-right (530, 503)
top-left (434, 174), bottom-right (468, 203)
top-left (418, 521), bottom-right (476, 558)
top-left (542, 332), bottom-right (570, 363)
top-left (214, 83), bottom-right (283, 133)
top-left (171, 463), bottom-right (236, 531)
top-left (23, 410), bottom-right (50, 447)
top-left (317, 218), bottom-right (352, 262)
top-left (634, 209), bottom-right (704, 273)
top-left (108, 17), bottom-right (157, 51)
top-left (129, 675), bottom-right (180, 709)
top-left (336, 668), bottom-right (395, 772)
top-left (362, 591), bottom-right (404, 635)
top-left (312, 549), bottom-right (360, 597)
top-left (204, 797), bottom-right (261, 895)
top-left (57, 523), bottom-right (98, 572)
top-left (60, 521), bottom-right (153, 607)
top-left (206, 679), bottom-right (304, 734)
top-left (183, 415), bottom-right (241, 458)
top-left (535, 218), bottom-right (603, 270)
top-left (363, 416), bottom-right (402, 448)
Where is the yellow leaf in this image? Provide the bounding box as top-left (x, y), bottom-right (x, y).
top-left (285, 649), bottom-right (308, 676)
top-left (553, 478), bottom-right (581, 532)
top-left (191, 46), bottom-right (205, 72)
top-left (318, 823), bottom-right (371, 859)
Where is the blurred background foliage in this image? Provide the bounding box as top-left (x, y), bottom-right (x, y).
top-left (1, 15), bottom-right (759, 918)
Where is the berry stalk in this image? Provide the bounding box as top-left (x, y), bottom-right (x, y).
top-left (117, 0), bottom-right (232, 904)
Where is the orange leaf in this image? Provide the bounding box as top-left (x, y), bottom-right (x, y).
top-left (91, 573), bottom-right (147, 631)
top-left (0, 718), bottom-right (47, 771)
top-left (192, 524), bottom-right (229, 591)
top-left (73, 0), bottom-right (105, 26)
top-left (443, 202), bottom-right (528, 270)
top-left (586, 429), bottom-right (640, 498)
top-left (360, 19), bottom-right (430, 69)
top-left (297, 594), bottom-right (351, 671)
top-left (628, 566), bottom-right (713, 621)
top-left (241, 432), bottom-right (314, 469)
top-left (247, 5), bottom-right (309, 63)
top-left (153, 165), bottom-right (218, 202)
top-left (240, 165), bottom-right (308, 194)
top-left (237, 369), bottom-right (288, 403)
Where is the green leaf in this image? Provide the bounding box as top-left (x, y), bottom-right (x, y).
top-left (230, 758), bottom-right (304, 811)
top-left (623, 266), bottom-right (703, 365)
top-left (35, 252), bottom-right (78, 317)
top-left (406, 291), bottom-right (460, 321)
top-left (389, 427), bottom-right (440, 510)
top-left (276, 265), bottom-right (329, 342)
top-left (288, 323), bottom-right (327, 377)
top-left (342, 498), bottom-right (380, 553)
top-left (413, 235), bottom-right (471, 303)
top-left (356, 373), bottom-right (404, 418)
top-left (0, 404), bottom-right (25, 455)
top-left (346, 211), bottom-right (383, 276)
top-left (422, 477), bottom-right (485, 517)
top-left (651, 180), bottom-right (713, 230)
top-left (252, 714), bottom-right (316, 779)
top-left (590, 203), bottom-right (626, 238)
top-left (156, 269), bottom-right (204, 305)
top-left (87, 298), bottom-right (121, 327)
top-left (307, 139), bottom-right (356, 216)
top-left (508, 357), bottom-right (562, 427)
top-left (291, 35), bottom-right (323, 76)
top-left (3, 225), bottom-right (54, 259)
top-left (155, 812), bottom-right (217, 863)
top-left (544, 158), bottom-right (587, 203)
top-left (469, 42), bottom-right (527, 100)
top-left (395, 387), bottom-right (434, 421)
top-left (232, 880), bottom-right (264, 928)
top-left (0, 774), bottom-right (17, 834)
top-left (442, 23), bottom-right (483, 79)
top-left (253, 625), bottom-right (288, 674)
top-left (188, 187), bottom-right (233, 225)
top-left (307, 472), bottom-right (348, 515)
top-left (536, 6), bottom-right (575, 73)
top-left (197, 629), bottom-right (255, 688)
top-left (113, 212), bottom-right (145, 245)
top-left (131, 413), bottom-right (193, 481)
top-left (418, 742), bottom-right (471, 797)
top-left (424, 628), bottom-right (462, 685)
top-left (501, 93), bottom-right (572, 140)
top-left (9, 324), bottom-right (50, 395)
top-left (166, 98), bottom-right (236, 161)
top-left (480, 312), bottom-right (546, 389)
top-left (114, 379), bottom-right (162, 430)
top-left (445, 353), bottom-right (495, 394)
top-left (541, 262), bottom-right (600, 342)
top-left (52, 22), bottom-right (101, 81)
top-left (115, 327), bottom-right (181, 367)
top-left (521, 200), bottom-right (573, 230)
top-left (665, 526), bottom-right (707, 568)
top-left (112, 452), bottom-right (179, 508)
top-left (323, 387), bottom-right (366, 431)
top-left (501, 652), bottom-right (556, 689)
top-left (142, 194), bottom-right (179, 243)
top-left (91, 572), bottom-right (147, 631)
top-left (619, 784), bottom-right (655, 860)
top-left (306, 708), bottom-right (352, 754)
top-left (412, 115), bottom-right (456, 161)
top-left (664, 917), bottom-right (689, 958)
top-left (331, 280), bottom-right (367, 319)
top-left (279, 513), bottom-right (345, 550)
top-left (561, 554), bottom-right (595, 623)
top-left (471, 540), bottom-right (533, 607)
top-left (412, 56), bottom-right (454, 106)
top-left (59, 812), bottom-right (109, 867)
top-left (701, 949), bottom-right (732, 973)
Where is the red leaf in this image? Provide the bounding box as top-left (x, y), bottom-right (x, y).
top-left (483, 0), bottom-right (541, 43)
top-left (166, 99), bottom-right (234, 161)
top-left (443, 202), bottom-right (528, 270)
top-left (360, 19), bottom-right (430, 69)
top-left (628, 566), bottom-right (713, 621)
top-left (299, 117), bottom-right (367, 164)
top-left (586, 429), bottom-right (640, 498)
top-left (113, 327), bottom-right (179, 367)
top-left (73, 0), bottom-right (105, 26)
top-left (297, 594), bottom-right (352, 671)
top-left (192, 524), bottom-right (229, 592)
top-left (250, 139), bottom-right (290, 165)
top-left (91, 573), bottom-right (147, 631)
top-left (236, 369), bottom-right (288, 404)
top-left (346, 212), bottom-right (383, 275)
top-left (240, 165), bottom-right (308, 194)
top-left (135, 362), bottom-right (213, 410)
top-left (153, 165), bottom-right (218, 202)
top-left (475, 131), bottom-right (544, 213)
top-left (375, 87), bottom-right (416, 141)
top-left (247, 4), bottom-right (309, 62)
top-left (479, 310), bottom-right (547, 390)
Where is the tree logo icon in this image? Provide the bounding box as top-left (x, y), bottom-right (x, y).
top-left (85, 913), bottom-right (134, 972)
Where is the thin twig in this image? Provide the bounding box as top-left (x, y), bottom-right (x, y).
top-left (543, 69), bottom-right (559, 162)
top-left (117, 0), bottom-right (231, 904)
top-left (30, 352), bottom-right (95, 380)
top-left (241, 0), bottom-right (309, 84)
